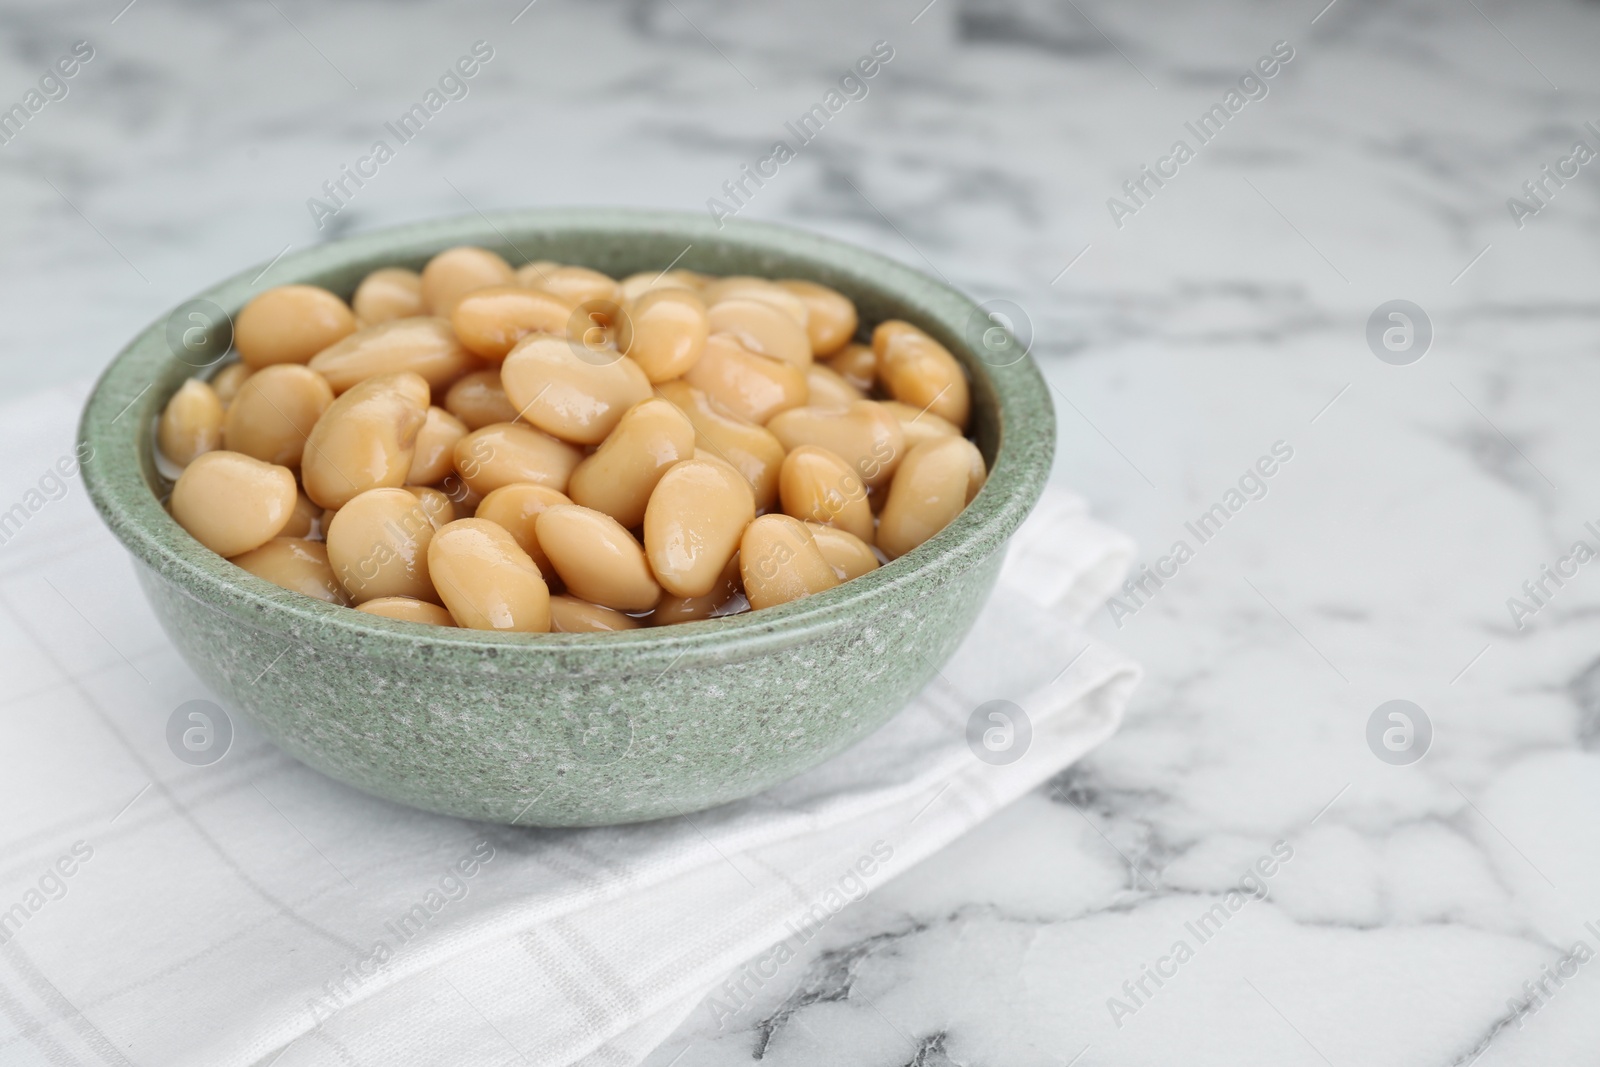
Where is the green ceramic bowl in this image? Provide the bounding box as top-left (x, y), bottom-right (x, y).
top-left (80, 209), bottom-right (1054, 826)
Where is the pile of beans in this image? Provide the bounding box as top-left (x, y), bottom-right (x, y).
top-left (156, 247), bottom-right (986, 632)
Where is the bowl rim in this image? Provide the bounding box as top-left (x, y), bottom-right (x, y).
top-left (79, 208), bottom-right (1055, 663)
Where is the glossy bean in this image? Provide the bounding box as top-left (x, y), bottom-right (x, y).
top-left (500, 333), bottom-right (652, 445)
top-left (513, 260), bottom-right (562, 288)
top-left (280, 490), bottom-right (322, 539)
top-left (805, 523), bottom-right (880, 581)
top-left (536, 504), bottom-right (662, 612)
top-left (531, 265), bottom-right (622, 310)
top-left (654, 381), bottom-right (785, 511)
top-left (804, 363), bottom-right (863, 408)
top-left (682, 335), bottom-right (808, 425)
top-left (778, 279), bottom-right (858, 356)
top-left (158, 379), bottom-right (224, 466)
top-left (352, 267), bottom-right (425, 325)
top-left (619, 269), bottom-right (706, 302)
top-left (301, 372), bottom-right (430, 509)
top-left (568, 398), bottom-right (695, 528)
top-left (222, 364), bottom-right (334, 468)
top-left (426, 518), bottom-right (551, 631)
top-left (872, 320), bottom-right (921, 349)
top-left (444, 369), bottom-right (519, 430)
top-left (450, 286), bottom-right (571, 361)
top-left (651, 554), bottom-right (743, 625)
top-left (404, 486), bottom-right (457, 526)
top-left (420, 246), bottom-right (515, 316)
top-left (879, 399), bottom-right (961, 450)
top-left (873, 320), bottom-right (970, 429)
top-left (549, 595), bottom-right (642, 633)
top-left (566, 312), bottom-right (621, 366)
top-left (235, 285), bottom-right (357, 369)
top-left (355, 596), bottom-right (456, 626)
top-left (436, 472), bottom-right (484, 516)
top-left (452, 421), bottom-right (583, 496)
top-left (308, 317), bottom-right (481, 394)
top-left (739, 514), bottom-right (839, 610)
top-left (325, 487), bottom-right (442, 603)
top-left (643, 457), bottom-right (755, 598)
top-left (170, 450), bottom-right (297, 557)
top-left (766, 400), bottom-right (905, 490)
top-left (825, 342), bottom-right (877, 392)
top-left (778, 446), bottom-right (875, 543)
top-left (875, 436), bottom-right (986, 559)
top-left (209, 362), bottom-right (252, 406)
top-left (230, 537), bottom-right (349, 604)
top-left (617, 287), bottom-right (709, 382)
top-left (703, 276), bottom-right (809, 327)
top-left (407, 406), bottom-right (469, 486)
top-left (474, 482), bottom-right (571, 579)
top-left (706, 298), bottom-right (811, 368)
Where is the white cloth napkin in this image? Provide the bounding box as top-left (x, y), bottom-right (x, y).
top-left (0, 382), bottom-right (1140, 1067)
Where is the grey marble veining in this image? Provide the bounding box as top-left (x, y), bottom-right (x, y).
top-left (5, 0), bottom-right (1600, 1063)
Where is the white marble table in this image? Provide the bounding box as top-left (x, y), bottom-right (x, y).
top-left (5, 0), bottom-right (1600, 1062)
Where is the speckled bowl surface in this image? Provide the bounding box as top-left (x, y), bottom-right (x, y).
top-left (80, 209), bottom-right (1055, 826)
